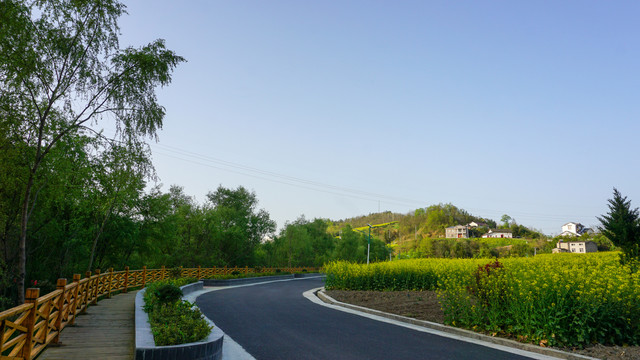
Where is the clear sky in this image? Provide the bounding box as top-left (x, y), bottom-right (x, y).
top-left (114, 1), bottom-right (639, 235)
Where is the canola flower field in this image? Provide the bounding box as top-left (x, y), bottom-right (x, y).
top-left (324, 252), bottom-right (640, 347)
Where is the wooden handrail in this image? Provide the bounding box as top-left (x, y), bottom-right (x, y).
top-left (0, 265), bottom-right (321, 359)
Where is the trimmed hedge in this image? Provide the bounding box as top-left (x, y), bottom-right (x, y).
top-left (143, 279), bottom-right (212, 346)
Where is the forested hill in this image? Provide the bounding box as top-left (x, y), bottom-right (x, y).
top-left (329, 204), bottom-right (518, 240)
top-left (330, 211), bottom-right (406, 229)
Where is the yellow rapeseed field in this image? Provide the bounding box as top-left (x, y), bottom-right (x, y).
top-left (324, 252), bottom-right (640, 347)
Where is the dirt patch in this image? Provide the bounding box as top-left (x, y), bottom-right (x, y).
top-left (326, 289), bottom-right (445, 323)
top-left (325, 290), bottom-right (640, 360)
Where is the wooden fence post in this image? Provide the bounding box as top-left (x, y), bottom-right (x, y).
top-left (53, 278), bottom-right (67, 344)
top-left (92, 269), bottom-right (100, 304)
top-left (245, 266), bottom-right (248, 274)
top-left (197, 265), bottom-right (201, 280)
top-left (142, 266), bottom-right (147, 288)
top-left (70, 274), bottom-right (81, 325)
top-left (21, 288), bottom-right (39, 360)
top-left (83, 271), bottom-right (91, 311)
top-left (161, 265), bottom-right (166, 280)
top-left (107, 268), bottom-right (114, 298)
top-left (124, 266), bottom-right (129, 293)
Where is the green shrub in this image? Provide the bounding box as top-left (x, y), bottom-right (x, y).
top-left (155, 284), bottom-right (182, 305)
top-left (142, 279), bottom-right (212, 346)
top-left (149, 301), bottom-right (212, 346)
top-left (143, 279), bottom-right (194, 313)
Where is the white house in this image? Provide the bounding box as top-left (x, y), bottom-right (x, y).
top-left (446, 225), bottom-right (469, 239)
top-left (482, 229), bottom-right (513, 238)
top-left (552, 240), bottom-right (598, 254)
top-left (467, 221), bottom-right (488, 228)
top-left (559, 222), bottom-right (593, 237)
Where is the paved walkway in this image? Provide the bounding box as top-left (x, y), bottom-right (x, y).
top-left (38, 290), bottom-right (137, 360)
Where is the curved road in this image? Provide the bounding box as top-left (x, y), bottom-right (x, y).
top-left (196, 278), bottom-right (547, 360)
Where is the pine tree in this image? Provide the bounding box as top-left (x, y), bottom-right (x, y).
top-left (598, 188), bottom-right (640, 271)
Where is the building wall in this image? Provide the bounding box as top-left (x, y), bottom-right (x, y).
top-left (483, 231), bottom-right (513, 238)
top-left (445, 226), bottom-right (468, 239)
top-left (562, 223), bottom-right (577, 235)
top-left (555, 241), bottom-right (598, 253)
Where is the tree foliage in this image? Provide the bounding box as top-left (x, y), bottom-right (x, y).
top-left (1, 0), bottom-right (184, 302)
top-left (598, 188), bottom-right (640, 270)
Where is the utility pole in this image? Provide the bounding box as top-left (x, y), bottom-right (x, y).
top-left (367, 223), bottom-right (372, 265)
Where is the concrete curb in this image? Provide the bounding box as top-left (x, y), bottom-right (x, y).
top-left (135, 281), bottom-right (224, 360)
top-left (202, 273), bottom-right (323, 286)
top-left (316, 289), bottom-right (598, 360)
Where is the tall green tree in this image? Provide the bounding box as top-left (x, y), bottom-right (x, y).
top-left (1, 0), bottom-right (184, 301)
top-left (333, 225), bottom-right (363, 262)
top-left (598, 188), bottom-right (640, 271)
top-left (205, 186), bottom-right (276, 266)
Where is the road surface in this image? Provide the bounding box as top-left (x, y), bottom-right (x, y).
top-left (196, 277), bottom-right (553, 360)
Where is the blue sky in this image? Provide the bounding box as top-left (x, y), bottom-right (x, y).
top-left (115, 1), bottom-right (639, 235)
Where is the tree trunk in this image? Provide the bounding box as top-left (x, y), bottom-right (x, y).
top-left (87, 202), bottom-right (115, 272)
top-left (18, 171), bottom-right (35, 304)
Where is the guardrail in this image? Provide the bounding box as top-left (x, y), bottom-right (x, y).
top-left (0, 265), bottom-right (319, 360)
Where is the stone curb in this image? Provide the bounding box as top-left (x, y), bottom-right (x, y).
top-left (316, 289), bottom-right (598, 360)
top-left (202, 273), bottom-right (323, 286)
top-left (135, 281), bottom-right (224, 360)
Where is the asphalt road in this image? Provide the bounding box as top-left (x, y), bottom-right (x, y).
top-left (196, 277), bottom-right (539, 360)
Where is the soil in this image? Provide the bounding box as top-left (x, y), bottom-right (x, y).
top-left (325, 290), bottom-right (640, 360)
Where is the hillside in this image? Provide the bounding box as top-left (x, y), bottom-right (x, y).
top-left (328, 204), bottom-right (516, 243)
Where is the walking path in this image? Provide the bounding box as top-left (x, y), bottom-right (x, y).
top-left (38, 291), bottom-right (137, 360)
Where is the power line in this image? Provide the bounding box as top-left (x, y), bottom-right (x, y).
top-left (151, 143), bottom-right (428, 207)
top-left (149, 143), bottom-right (596, 222)
top-left (151, 149), bottom-right (423, 208)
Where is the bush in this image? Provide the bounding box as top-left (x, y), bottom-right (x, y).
top-left (142, 278), bottom-right (212, 346)
top-left (149, 300), bottom-right (212, 346)
top-left (155, 284), bottom-right (182, 305)
top-left (143, 278), bottom-right (194, 313)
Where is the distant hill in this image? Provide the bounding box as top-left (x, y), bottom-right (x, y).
top-left (327, 203), bottom-right (543, 243)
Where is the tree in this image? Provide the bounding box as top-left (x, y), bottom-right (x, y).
top-left (205, 186), bottom-right (276, 266)
top-left (598, 188), bottom-right (640, 271)
top-left (333, 225), bottom-right (361, 262)
top-left (1, 0), bottom-right (184, 301)
top-left (500, 214), bottom-right (513, 228)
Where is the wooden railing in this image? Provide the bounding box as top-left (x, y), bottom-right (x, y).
top-left (0, 265), bottom-right (319, 360)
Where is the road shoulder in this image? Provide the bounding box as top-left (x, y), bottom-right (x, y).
top-left (310, 288), bottom-right (597, 360)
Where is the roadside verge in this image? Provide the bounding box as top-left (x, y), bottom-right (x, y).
top-left (310, 288), bottom-right (597, 360)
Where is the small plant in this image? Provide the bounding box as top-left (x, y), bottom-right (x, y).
top-left (468, 259), bottom-right (505, 306)
top-left (231, 270), bottom-right (240, 276)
